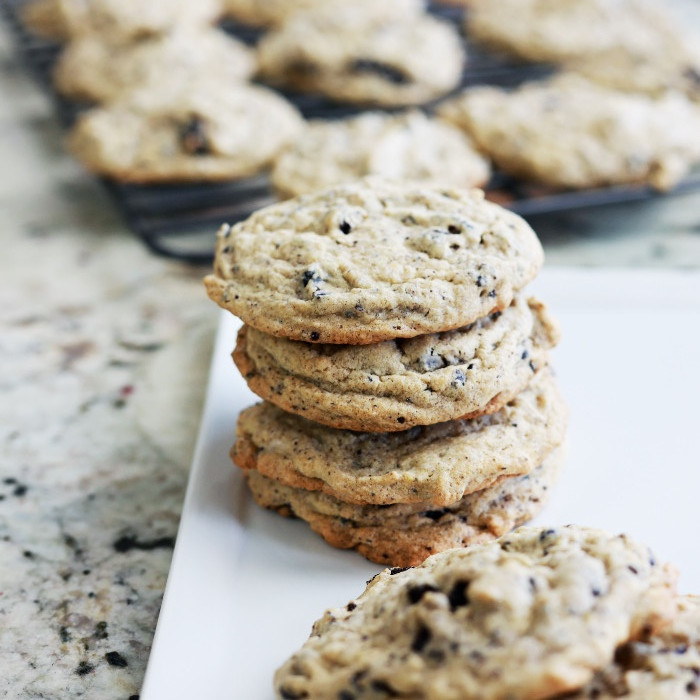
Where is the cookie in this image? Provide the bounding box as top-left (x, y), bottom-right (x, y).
top-left (275, 525), bottom-right (677, 700)
top-left (257, 3), bottom-right (464, 106)
top-left (21, 0), bottom-right (220, 42)
top-left (438, 73), bottom-right (700, 191)
top-left (246, 445), bottom-right (564, 566)
top-left (465, 0), bottom-right (683, 63)
top-left (270, 110), bottom-right (491, 200)
top-left (68, 81), bottom-right (303, 183)
top-left (232, 367), bottom-right (567, 506)
top-left (233, 296), bottom-right (558, 432)
top-left (54, 28), bottom-right (256, 104)
top-left (569, 46), bottom-right (700, 103)
top-left (572, 595), bottom-right (700, 699)
top-left (204, 179), bottom-right (544, 344)
top-left (222, 0), bottom-right (424, 27)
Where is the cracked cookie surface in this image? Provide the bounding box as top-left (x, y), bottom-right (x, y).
top-left (274, 525), bottom-right (677, 700)
top-left (205, 179), bottom-right (544, 344)
top-left (232, 368), bottom-right (567, 506)
top-left (234, 297), bottom-right (558, 431)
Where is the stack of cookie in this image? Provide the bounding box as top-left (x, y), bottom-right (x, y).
top-left (204, 178), bottom-right (568, 566)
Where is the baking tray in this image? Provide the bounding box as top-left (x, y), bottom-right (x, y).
top-left (3, 0), bottom-right (700, 264)
top-left (139, 268), bottom-right (700, 699)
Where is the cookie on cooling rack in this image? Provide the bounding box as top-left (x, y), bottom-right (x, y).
top-left (233, 297), bottom-right (558, 432)
top-left (204, 179), bottom-right (544, 344)
top-left (465, 0), bottom-right (683, 63)
top-left (271, 110), bottom-right (490, 199)
top-left (221, 0), bottom-right (424, 27)
top-left (246, 446), bottom-right (564, 566)
top-left (568, 46), bottom-right (700, 104)
top-left (20, 0), bottom-right (220, 41)
top-left (257, 2), bottom-right (464, 106)
top-left (68, 81), bottom-right (303, 183)
top-left (438, 73), bottom-right (700, 191)
top-left (54, 28), bottom-right (255, 104)
top-left (274, 524), bottom-right (677, 700)
top-left (233, 368), bottom-right (567, 506)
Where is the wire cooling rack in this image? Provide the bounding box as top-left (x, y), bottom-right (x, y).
top-left (3, 0), bottom-right (700, 263)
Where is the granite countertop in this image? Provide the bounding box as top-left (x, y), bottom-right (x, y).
top-left (1, 15), bottom-right (700, 700)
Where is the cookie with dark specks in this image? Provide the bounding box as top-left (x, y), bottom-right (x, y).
top-left (274, 525), bottom-right (678, 700)
top-left (204, 179), bottom-right (544, 344)
top-left (233, 296), bottom-right (558, 431)
top-left (570, 595), bottom-right (700, 699)
top-left (232, 368), bottom-right (567, 506)
top-left (438, 74), bottom-right (700, 191)
top-left (257, 2), bottom-right (464, 106)
top-left (246, 446), bottom-right (564, 566)
top-left (69, 81), bottom-right (302, 183)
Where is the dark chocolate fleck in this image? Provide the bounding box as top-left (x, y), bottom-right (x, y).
top-left (339, 221), bottom-right (352, 234)
top-left (389, 567), bottom-right (410, 575)
top-left (448, 580), bottom-right (470, 610)
top-left (349, 59), bottom-right (409, 84)
top-left (411, 624), bottom-right (432, 653)
top-left (179, 116), bottom-right (210, 155)
top-left (407, 584), bottom-right (439, 604)
top-left (13, 484), bottom-right (27, 497)
top-left (475, 275), bottom-right (486, 287)
top-left (371, 680), bottom-right (399, 697)
top-left (310, 332), bottom-right (320, 341)
top-left (94, 621), bottom-right (108, 639)
top-left (422, 510), bottom-right (447, 521)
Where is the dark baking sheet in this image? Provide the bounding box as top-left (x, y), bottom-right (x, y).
top-left (3, 0), bottom-right (699, 264)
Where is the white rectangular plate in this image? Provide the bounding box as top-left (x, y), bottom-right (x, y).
top-left (142, 268), bottom-right (700, 700)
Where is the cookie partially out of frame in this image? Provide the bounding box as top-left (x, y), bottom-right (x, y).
top-left (204, 179), bottom-right (544, 344)
top-left (571, 595), bottom-right (700, 699)
top-left (246, 446), bottom-right (564, 566)
top-left (54, 28), bottom-right (256, 104)
top-left (438, 74), bottom-right (700, 191)
top-left (21, 0), bottom-right (220, 42)
top-left (275, 525), bottom-right (677, 700)
top-left (69, 82), bottom-right (302, 183)
top-left (569, 46), bottom-right (700, 104)
top-left (465, 0), bottom-right (683, 64)
top-left (271, 110), bottom-right (490, 199)
top-left (222, 0), bottom-right (424, 28)
top-left (257, 3), bottom-right (464, 106)
top-left (232, 368), bottom-right (567, 506)
top-left (233, 296), bottom-right (559, 432)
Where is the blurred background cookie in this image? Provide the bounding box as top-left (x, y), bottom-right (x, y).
top-left (68, 81), bottom-right (303, 182)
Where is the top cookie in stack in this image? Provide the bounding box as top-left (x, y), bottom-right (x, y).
top-left (205, 178), bottom-right (567, 566)
top-left (204, 178), bottom-right (544, 344)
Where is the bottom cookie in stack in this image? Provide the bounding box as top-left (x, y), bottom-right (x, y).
top-left (232, 368), bottom-right (568, 566)
top-left (246, 447), bottom-right (564, 567)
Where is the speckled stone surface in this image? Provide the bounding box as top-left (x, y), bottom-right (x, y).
top-left (1, 11), bottom-right (700, 699)
top-left (0, 25), bottom-right (217, 699)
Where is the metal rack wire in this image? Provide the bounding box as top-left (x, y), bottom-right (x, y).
top-left (3, 0), bottom-right (699, 264)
